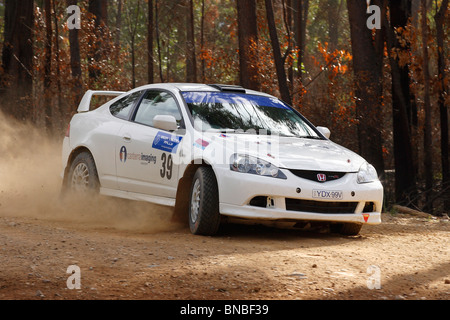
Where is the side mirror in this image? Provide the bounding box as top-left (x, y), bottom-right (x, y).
top-left (153, 115), bottom-right (178, 131)
top-left (317, 126), bottom-right (331, 139)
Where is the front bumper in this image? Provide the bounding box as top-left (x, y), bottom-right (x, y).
top-left (216, 167), bottom-right (383, 225)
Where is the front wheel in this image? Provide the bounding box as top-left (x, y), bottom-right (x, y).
top-left (189, 167), bottom-right (221, 236)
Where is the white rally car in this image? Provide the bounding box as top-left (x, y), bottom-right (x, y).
top-left (61, 83), bottom-right (383, 236)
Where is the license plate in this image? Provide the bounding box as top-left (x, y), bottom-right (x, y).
top-left (312, 190), bottom-right (343, 200)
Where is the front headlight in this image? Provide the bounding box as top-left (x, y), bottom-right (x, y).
top-left (357, 162), bottom-right (378, 184)
top-left (230, 154), bottom-right (287, 179)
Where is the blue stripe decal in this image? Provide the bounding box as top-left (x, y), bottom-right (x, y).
top-left (152, 131), bottom-right (183, 153)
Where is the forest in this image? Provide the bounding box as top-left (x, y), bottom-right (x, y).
top-left (0, 0), bottom-right (448, 215)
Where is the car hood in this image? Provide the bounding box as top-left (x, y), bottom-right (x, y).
top-left (201, 133), bottom-right (365, 172)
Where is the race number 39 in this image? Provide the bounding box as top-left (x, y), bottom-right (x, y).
top-left (160, 153), bottom-right (173, 180)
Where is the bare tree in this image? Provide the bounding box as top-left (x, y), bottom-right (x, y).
top-left (0, 0), bottom-right (34, 121)
top-left (88, 0), bottom-right (109, 82)
top-left (89, 0), bottom-right (108, 26)
top-left (200, 0), bottom-right (206, 82)
top-left (155, 0), bottom-right (164, 82)
top-left (421, 0), bottom-right (433, 212)
top-left (186, 0), bottom-right (197, 83)
top-left (125, 0), bottom-right (142, 88)
top-left (346, 0), bottom-right (385, 174)
top-left (265, 0), bottom-right (292, 105)
top-left (115, 0), bottom-right (123, 62)
top-left (237, 0), bottom-right (260, 91)
top-left (283, 0), bottom-right (294, 91)
top-left (293, 0), bottom-right (309, 84)
top-left (53, 0), bottom-right (63, 124)
top-left (148, 0), bottom-right (154, 84)
top-left (434, 0), bottom-right (449, 210)
top-left (384, 0), bottom-right (418, 205)
top-left (67, 0), bottom-right (83, 112)
top-left (44, 0), bottom-right (53, 132)
top-left (327, 0), bottom-right (343, 51)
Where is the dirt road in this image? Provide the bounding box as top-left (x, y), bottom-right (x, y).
top-left (0, 206), bottom-right (448, 300)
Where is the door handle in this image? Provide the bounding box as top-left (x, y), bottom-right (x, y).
top-left (123, 135), bottom-right (131, 142)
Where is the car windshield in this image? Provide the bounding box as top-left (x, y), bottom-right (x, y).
top-left (182, 91), bottom-right (322, 138)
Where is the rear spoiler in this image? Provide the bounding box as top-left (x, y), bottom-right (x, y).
top-left (77, 90), bottom-right (126, 113)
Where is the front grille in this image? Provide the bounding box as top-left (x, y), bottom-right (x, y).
top-left (289, 169), bottom-right (347, 183)
top-left (286, 198), bottom-right (358, 214)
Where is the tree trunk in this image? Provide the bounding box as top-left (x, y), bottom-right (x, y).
top-left (148, 0), bottom-right (154, 84)
top-left (284, 0), bottom-right (294, 93)
top-left (131, 37), bottom-right (136, 88)
top-left (265, 0), bottom-right (292, 105)
top-left (385, 0), bottom-right (418, 205)
top-left (127, 0), bottom-right (141, 89)
top-left (53, 0), bottom-right (63, 125)
top-left (186, 0), bottom-right (197, 83)
top-left (421, 0), bottom-right (433, 213)
top-left (155, 0), bottom-right (164, 82)
top-left (293, 0), bottom-right (309, 84)
top-left (88, 0), bottom-right (108, 82)
top-left (67, 0), bottom-right (83, 113)
top-left (44, 0), bottom-right (53, 132)
top-left (237, 0), bottom-right (260, 91)
top-left (200, 0), bottom-right (206, 83)
top-left (434, 0), bottom-right (449, 211)
top-left (346, 0), bottom-right (385, 175)
top-left (115, 0), bottom-right (123, 62)
top-left (0, 0), bottom-right (34, 121)
top-left (89, 0), bottom-right (108, 26)
top-left (327, 0), bottom-right (341, 51)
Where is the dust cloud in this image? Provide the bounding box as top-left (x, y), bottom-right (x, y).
top-left (0, 112), bottom-right (183, 233)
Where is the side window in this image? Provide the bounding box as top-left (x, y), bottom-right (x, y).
top-left (134, 91), bottom-right (182, 128)
top-left (110, 91), bottom-right (143, 119)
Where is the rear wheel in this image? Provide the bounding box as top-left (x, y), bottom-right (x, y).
top-left (67, 151), bottom-right (99, 194)
top-left (189, 167), bottom-right (221, 236)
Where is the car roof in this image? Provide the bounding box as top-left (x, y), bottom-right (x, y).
top-left (132, 83), bottom-right (273, 98)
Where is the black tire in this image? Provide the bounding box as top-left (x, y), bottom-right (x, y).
top-left (188, 167), bottom-right (221, 236)
top-left (67, 151), bottom-right (100, 194)
top-left (333, 222), bottom-right (362, 236)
